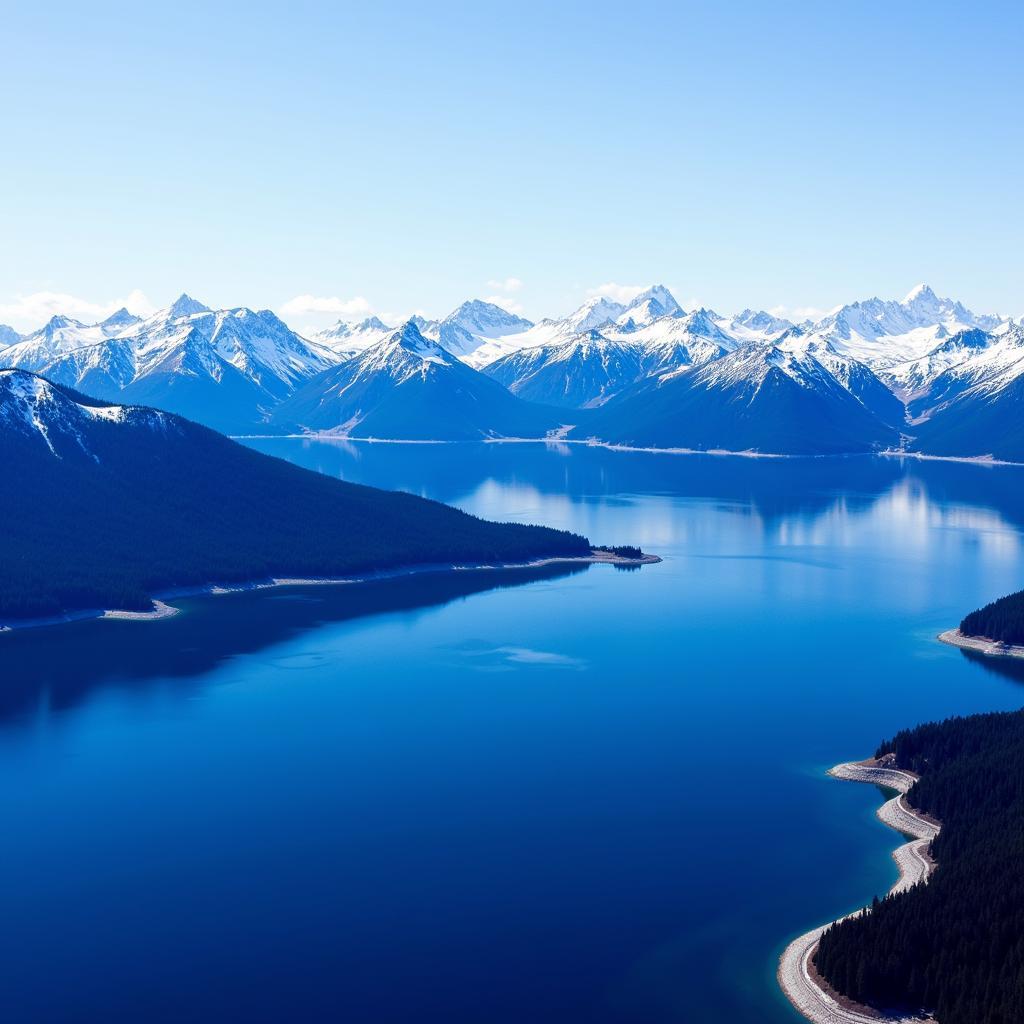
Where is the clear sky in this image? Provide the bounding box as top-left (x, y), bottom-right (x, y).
top-left (1, 0), bottom-right (1021, 332)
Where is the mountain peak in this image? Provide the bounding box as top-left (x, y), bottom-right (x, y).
top-left (386, 319), bottom-right (450, 362)
top-left (628, 285), bottom-right (682, 316)
top-left (443, 299), bottom-right (533, 338)
top-left (168, 294), bottom-right (210, 318)
top-left (100, 307), bottom-right (142, 330)
top-left (903, 283), bottom-right (937, 305)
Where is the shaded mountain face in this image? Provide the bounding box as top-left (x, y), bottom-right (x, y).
top-left (271, 320), bottom-right (565, 440)
top-left (0, 325), bottom-right (20, 347)
top-left (574, 344), bottom-right (900, 455)
top-left (3, 300), bottom-right (335, 434)
top-left (907, 323), bottom-right (1024, 460)
top-left (0, 369), bottom-right (591, 621)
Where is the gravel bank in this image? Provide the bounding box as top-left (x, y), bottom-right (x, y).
top-left (777, 761), bottom-right (940, 1023)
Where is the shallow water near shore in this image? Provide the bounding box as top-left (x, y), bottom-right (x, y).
top-left (3, 442), bottom-right (1024, 1022)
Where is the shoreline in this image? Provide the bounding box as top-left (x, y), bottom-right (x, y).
top-left (232, 434), bottom-right (1024, 466)
top-left (777, 759), bottom-right (941, 1024)
top-left (0, 549), bottom-right (661, 635)
top-left (938, 627), bottom-right (1024, 661)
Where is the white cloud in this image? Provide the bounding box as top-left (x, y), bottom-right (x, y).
top-left (483, 294), bottom-right (525, 314)
top-left (486, 277), bottom-right (523, 293)
top-left (585, 282), bottom-right (648, 304)
top-left (768, 304), bottom-right (828, 323)
top-left (278, 294), bottom-right (373, 318)
top-left (0, 289), bottom-right (156, 332)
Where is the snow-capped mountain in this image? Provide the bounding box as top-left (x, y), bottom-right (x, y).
top-left (470, 287), bottom-right (688, 369)
top-left (5, 282), bottom-right (1020, 458)
top-left (272, 320), bottom-right (563, 440)
top-left (0, 368), bottom-right (175, 461)
top-left (0, 325), bottom-right (20, 348)
top-left (314, 316), bottom-right (393, 355)
top-left (444, 299), bottom-right (533, 340)
top-left (1, 315), bottom-right (119, 372)
top-left (613, 285), bottom-right (683, 330)
top-left (99, 307), bottom-right (144, 334)
top-left (4, 295), bottom-right (337, 433)
top-left (906, 322), bottom-right (1024, 459)
top-left (883, 327), bottom-right (995, 398)
top-left (776, 332), bottom-right (907, 428)
top-left (419, 300), bottom-right (534, 367)
top-left (482, 299), bottom-right (730, 409)
top-left (485, 330), bottom-right (649, 408)
top-left (724, 309), bottom-right (794, 341)
top-left (564, 296), bottom-right (627, 333)
top-left (575, 343), bottom-right (900, 455)
top-left (804, 284), bottom-right (1001, 370)
top-left (483, 304), bottom-right (732, 410)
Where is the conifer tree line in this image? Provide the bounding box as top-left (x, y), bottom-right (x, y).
top-left (814, 709), bottom-right (1024, 1024)
top-left (960, 589), bottom-right (1024, 645)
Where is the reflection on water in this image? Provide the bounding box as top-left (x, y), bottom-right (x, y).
top-left (1, 442), bottom-right (1023, 1024)
top-left (0, 563), bottom-right (585, 726)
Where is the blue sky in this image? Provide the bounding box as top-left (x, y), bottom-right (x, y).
top-left (1, 0), bottom-right (1021, 331)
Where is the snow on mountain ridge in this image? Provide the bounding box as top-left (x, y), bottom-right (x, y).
top-left (0, 369), bottom-right (173, 459)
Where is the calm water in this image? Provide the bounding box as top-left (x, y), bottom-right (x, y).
top-left (3, 442), bottom-right (1024, 1023)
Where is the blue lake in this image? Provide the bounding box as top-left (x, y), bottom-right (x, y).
top-left (3, 441), bottom-right (1024, 1022)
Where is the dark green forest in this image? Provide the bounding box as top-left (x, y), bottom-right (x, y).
top-left (961, 589), bottom-right (1024, 645)
top-left (814, 709), bottom-right (1024, 1024)
top-left (0, 384), bottom-right (593, 620)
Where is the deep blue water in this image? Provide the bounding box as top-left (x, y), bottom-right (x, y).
top-left (3, 442), bottom-right (1024, 1023)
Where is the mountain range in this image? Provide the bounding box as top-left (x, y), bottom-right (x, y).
top-left (2, 284), bottom-right (1022, 458)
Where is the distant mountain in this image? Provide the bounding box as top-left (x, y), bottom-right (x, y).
top-left (804, 284), bottom-right (1002, 369)
top-left (5, 283), bottom-right (1017, 458)
top-left (777, 333), bottom-right (907, 428)
top-left (575, 343), bottom-right (899, 455)
top-left (484, 330), bottom-right (648, 408)
top-left (0, 315), bottom-right (113, 371)
top-left (908, 322), bottom-right (1024, 460)
top-left (726, 309), bottom-right (794, 340)
top-left (315, 316), bottom-right (393, 355)
top-left (0, 369), bottom-right (592, 621)
top-left (485, 307), bottom-right (733, 411)
top-left (99, 307), bottom-right (144, 334)
top-left (5, 296), bottom-right (337, 433)
top-left (444, 299), bottom-right (533, 340)
top-left (426, 300), bottom-right (534, 366)
top-left (272, 320), bottom-right (564, 440)
top-left (884, 327), bottom-right (995, 398)
top-left (564, 296), bottom-right (627, 333)
top-left (613, 285), bottom-right (683, 330)
top-left (0, 325), bottom-right (23, 348)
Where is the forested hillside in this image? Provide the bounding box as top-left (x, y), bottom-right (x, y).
top-left (814, 710), bottom-right (1024, 1024)
top-left (0, 371), bottom-right (592, 620)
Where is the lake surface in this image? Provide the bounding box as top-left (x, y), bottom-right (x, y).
top-left (4, 442), bottom-right (1024, 1023)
